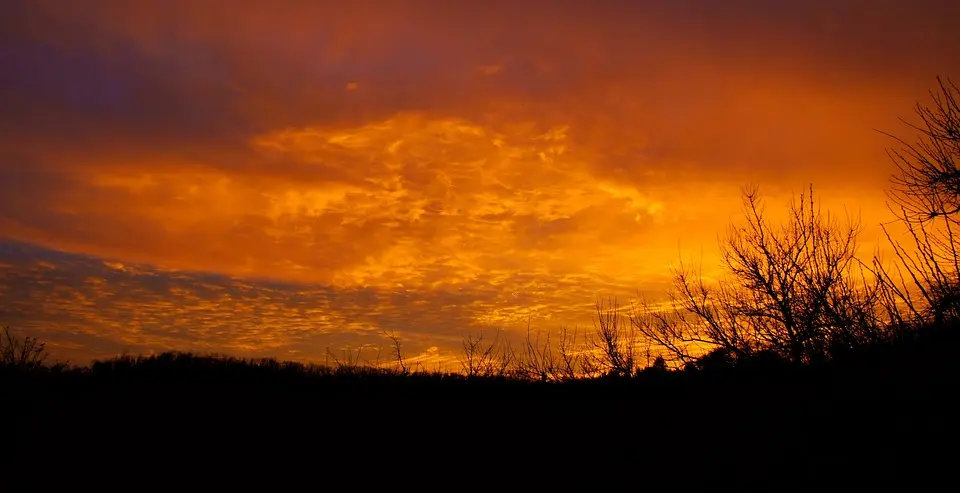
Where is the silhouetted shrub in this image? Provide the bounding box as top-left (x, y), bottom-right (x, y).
top-left (696, 347), bottom-right (735, 371)
top-left (0, 325), bottom-right (50, 372)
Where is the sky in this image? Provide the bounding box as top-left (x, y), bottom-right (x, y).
top-left (1, 0), bottom-right (958, 366)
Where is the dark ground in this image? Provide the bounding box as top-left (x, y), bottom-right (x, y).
top-left (6, 361), bottom-right (957, 491)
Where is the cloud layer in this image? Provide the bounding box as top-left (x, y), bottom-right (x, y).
top-left (1, 0), bottom-right (957, 363)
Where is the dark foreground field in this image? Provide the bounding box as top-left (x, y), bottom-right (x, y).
top-left (5, 337), bottom-right (959, 491)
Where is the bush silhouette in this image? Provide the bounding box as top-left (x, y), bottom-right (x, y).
top-left (0, 325), bottom-right (50, 372)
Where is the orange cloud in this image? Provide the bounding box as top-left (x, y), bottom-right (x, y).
top-left (0, 0), bottom-right (957, 363)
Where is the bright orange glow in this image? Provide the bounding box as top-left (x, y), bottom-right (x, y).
top-left (0, 0), bottom-right (957, 364)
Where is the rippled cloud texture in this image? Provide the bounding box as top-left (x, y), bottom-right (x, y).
top-left (1, 0), bottom-right (958, 363)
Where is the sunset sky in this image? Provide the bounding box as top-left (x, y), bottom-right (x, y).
top-left (1, 0), bottom-right (958, 366)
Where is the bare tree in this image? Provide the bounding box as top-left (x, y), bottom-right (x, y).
top-left (877, 207), bottom-right (960, 326)
top-left (384, 330), bottom-right (407, 374)
top-left (513, 323), bottom-right (589, 382)
top-left (629, 296), bottom-right (701, 368)
top-left (516, 322), bottom-right (555, 382)
top-left (878, 77), bottom-right (960, 325)
top-left (632, 186), bottom-right (885, 364)
top-left (325, 345), bottom-right (366, 374)
top-left (0, 325), bottom-right (49, 370)
top-left (885, 77), bottom-right (960, 224)
top-left (555, 326), bottom-right (587, 380)
top-left (459, 329), bottom-right (514, 377)
top-left (589, 299), bottom-right (638, 376)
